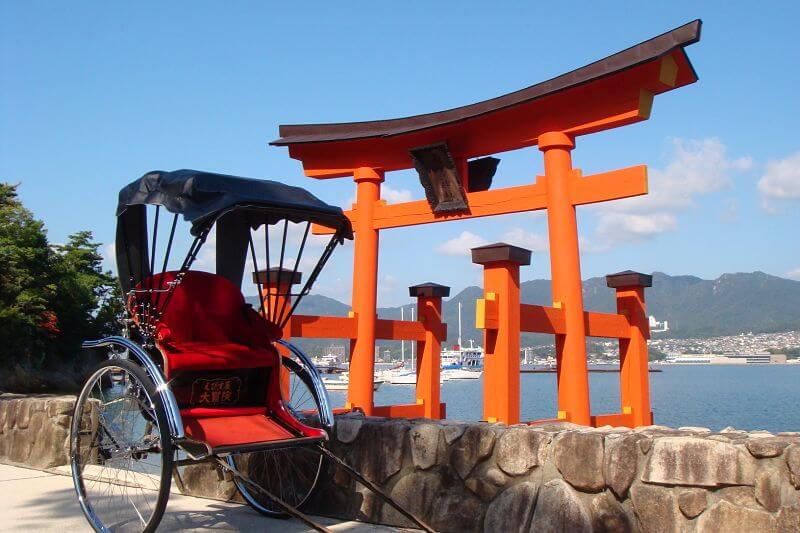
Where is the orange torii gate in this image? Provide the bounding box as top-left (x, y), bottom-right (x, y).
top-left (270, 20), bottom-right (702, 426)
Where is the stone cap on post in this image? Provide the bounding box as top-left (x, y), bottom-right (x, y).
top-left (253, 267), bottom-right (303, 286)
top-left (471, 242), bottom-right (532, 266)
top-left (409, 282), bottom-right (451, 298)
top-left (606, 270), bottom-right (652, 289)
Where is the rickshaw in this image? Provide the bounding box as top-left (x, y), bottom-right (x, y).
top-left (71, 170), bottom-right (432, 532)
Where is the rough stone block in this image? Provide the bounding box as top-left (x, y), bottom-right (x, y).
top-left (485, 467), bottom-right (507, 487)
top-left (642, 436), bottom-right (756, 487)
top-left (630, 483), bottom-right (679, 532)
top-left (179, 463), bottom-right (241, 502)
top-left (496, 427), bottom-right (546, 476)
top-left (678, 426), bottom-right (711, 433)
top-left (451, 424), bottom-right (496, 479)
top-left (718, 485), bottom-right (763, 511)
top-left (466, 477), bottom-right (499, 502)
top-left (776, 505), bottom-right (800, 532)
top-left (382, 471), bottom-right (442, 527)
top-left (590, 491), bottom-right (633, 533)
top-left (696, 500), bottom-right (775, 532)
top-left (677, 488), bottom-right (707, 519)
top-left (410, 423), bottom-right (440, 470)
top-left (483, 481), bottom-right (538, 532)
top-left (754, 465), bottom-right (783, 512)
top-left (15, 400), bottom-right (33, 429)
top-left (348, 419), bottom-right (408, 483)
top-left (9, 428), bottom-right (32, 464)
top-left (554, 431), bottom-right (605, 492)
top-left (5, 399), bottom-right (19, 429)
top-left (746, 437), bottom-right (790, 458)
top-left (46, 397), bottom-right (75, 417)
top-left (336, 415), bottom-right (363, 444)
top-left (529, 479), bottom-right (591, 533)
top-left (441, 423), bottom-right (466, 444)
top-left (786, 444), bottom-right (800, 489)
top-left (603, 433), bottom-right (640, 499)
top-left (639, 437), bottom-right (653, 455)
top-left (431, 492), bottom-right (485, 533)
top-left (27, 411), bottom-right (69, 469)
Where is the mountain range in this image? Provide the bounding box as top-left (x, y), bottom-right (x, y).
top-left (248, 271), bottom-right (800, 355)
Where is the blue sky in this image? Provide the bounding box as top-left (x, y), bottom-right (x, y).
top-left (2, 2), bottom-right (799, 306)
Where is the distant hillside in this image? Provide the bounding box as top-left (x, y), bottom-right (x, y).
top-left (249, 272), bottom-right (800, 355)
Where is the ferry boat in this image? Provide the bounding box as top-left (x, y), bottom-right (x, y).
top-left (439, 302), bottom-right (484, 378)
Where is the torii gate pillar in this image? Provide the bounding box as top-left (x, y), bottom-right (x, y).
top-left (347, 167), bottom-right (384, 414)
top-left (540, 132), bottom-right (591, 425)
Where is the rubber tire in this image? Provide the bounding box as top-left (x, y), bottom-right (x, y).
top-left (71, 358), bottom-right (174, 533)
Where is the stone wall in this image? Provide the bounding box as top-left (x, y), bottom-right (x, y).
top-left (2, 394), bottom-right (799, 532)
top-left (0, 394), bottom-right (74, 469)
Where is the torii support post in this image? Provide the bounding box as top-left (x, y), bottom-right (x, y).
top-left (409, 282), bottom-right (449, 419)
top-left (472, 243), bottom-right (531, 424)
top-left (348, 167), bottom-right (384, 415)
top-left (539, 132), bottom-right (592, 426)
top-left (253, 268), bottom-right (302, 397)
top-left (607, 271), bottom-right (654, 427)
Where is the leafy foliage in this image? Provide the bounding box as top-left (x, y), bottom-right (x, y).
top-left (0, 183), bottom-right (123, 392)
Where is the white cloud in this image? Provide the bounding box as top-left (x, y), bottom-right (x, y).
top-left (345, 184), bottom-right (414, 208)
top-left (596, 213), bottom-right (677, 243)
top-left (102, 242), bottom-right (117, 272)
top-left (786, 268), bottom-right (800, 281)
top-left (578, 236), bottom-right (611, 253)
top-left (382, 185), bottom-right (413, 203)
top-left (192, 227), bottom-right (217, 270)
top-left (590, 137), bottom-right (750, 247)
top-left (501, 227), bottom-right (549, 252)
top-left (437, 231), bottom-right (488, 256)
top-left (378, 273), bottom-right (399, 296)
top-left (758, 151), bottom-right (800, 213)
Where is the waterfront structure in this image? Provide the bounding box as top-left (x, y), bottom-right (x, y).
top-left (665, 353), bottom-right (788, 364)
top-left (649, 315), bottom-right (669, 333)
top-left (270, 20), bottom-right (702, 427)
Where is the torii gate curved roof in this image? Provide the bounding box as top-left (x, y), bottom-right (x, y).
top-left (272, 20), bottom-right (701, 178)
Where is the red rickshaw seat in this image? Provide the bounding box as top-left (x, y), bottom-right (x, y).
top-left (135, 271), bottom-right (325, 448)
top-left (183, 412), bottom-right (294, 449)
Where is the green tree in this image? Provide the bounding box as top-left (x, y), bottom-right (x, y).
top-left (0, 183), bottom-right (123, 392)
top-left (0, 183), bottom-right (54, 370)
top-left (50, 231), bottom-right (123, 358)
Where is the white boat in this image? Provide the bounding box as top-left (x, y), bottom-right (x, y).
top-left (322, 375), bottom-right (383, 392)
top-left (440, 302), bottom-right (485, 374)
top-left (441, 368), bottom-right (482, 380)
top-left (378, 368), bottom-right (447, 385)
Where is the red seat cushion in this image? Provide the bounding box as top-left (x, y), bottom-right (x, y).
top-left (183, 413), bottom-right (294, 449)
top-left (132, 271), bottom-right (324, 443)
top-left (161, 342), bottom-right (276, 373)
top-left (132, 271), bottom-right (282, 377)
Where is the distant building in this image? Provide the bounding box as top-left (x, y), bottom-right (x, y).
top-left (649, 315), bottom-right (669, 333)
top-left (325, 344), bottom-right (346, 362)
top-left (665, 353), bottom-right (787, 364)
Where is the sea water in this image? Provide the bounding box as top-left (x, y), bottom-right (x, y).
top-left (325, 365), bottom-right (800, 433)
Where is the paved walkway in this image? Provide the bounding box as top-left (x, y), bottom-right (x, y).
top-left (0, 463), bottom-right (397, 532)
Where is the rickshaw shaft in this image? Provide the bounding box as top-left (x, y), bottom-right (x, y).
top-left (213, 457), bottom-right (331, 533)
top-left (316, 445), bottom-right (436, 533)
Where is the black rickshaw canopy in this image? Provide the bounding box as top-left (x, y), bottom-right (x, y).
top-left (115, 169), bottom-right (352, 297)
top-left (117, 169), bottom-right (353, 237)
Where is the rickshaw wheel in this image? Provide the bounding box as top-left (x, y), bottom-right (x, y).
top-left (71, 358), bottom-right (173, 533)
top-left (228, 357), bottom-right (327, 518)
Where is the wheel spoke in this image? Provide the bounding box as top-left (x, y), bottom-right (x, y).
top-left (71, 361), bottom-right (171, 532)
top-left (230, 357), bottom-right (326, 517)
